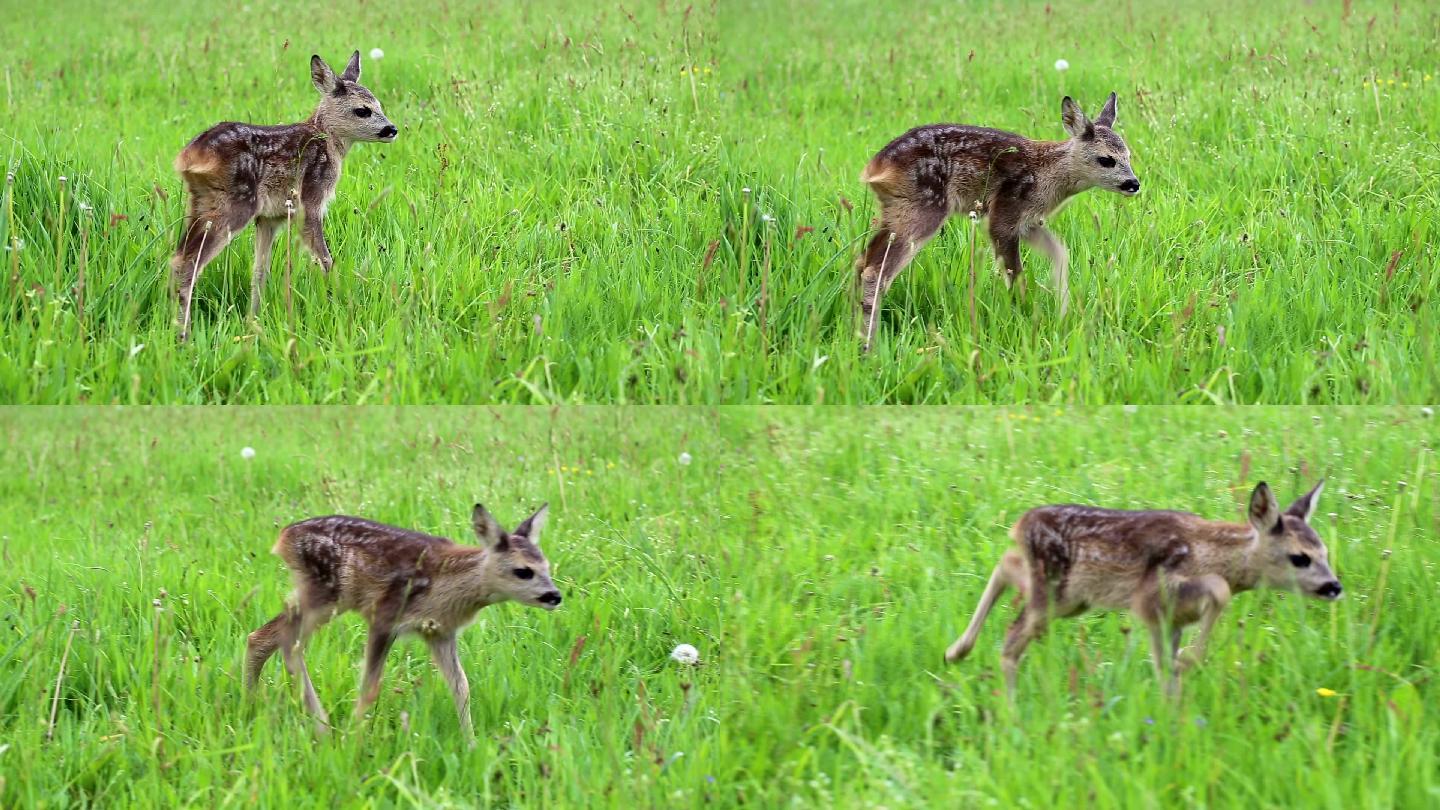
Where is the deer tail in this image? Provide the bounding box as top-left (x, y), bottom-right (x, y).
top-left (173, 143), bottom-right (224, 182)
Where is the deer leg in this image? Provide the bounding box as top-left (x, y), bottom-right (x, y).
top-left (1022, 225), bottom-right (1069, 317)
top-left (1000, 571), bottom-right (1049, 699)
top-left (946, 550), bottom-right (1026, 663)
top-left (427, 634), bottom-right (474, 743)
top-left (1172, 575), bottom-right (1231, 676)
top-left (249, 217), bottom-right (281, 319)
top-left (244, 611), bottom-right (291, 690)
top-left (300, 212), bottom-right (334, 274)
top-left (353, 625), bottom-right (397, 722)
top-left (276, 605), bottom-right (332, 730)
top-left (855, 203), bottom-right (946, 352)
top-left (171, 195), bottom-right (258, 341)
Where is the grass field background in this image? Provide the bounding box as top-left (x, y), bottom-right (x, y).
top-left (1, 407), bottom-right (1435, 806)
top-left (1, 0), bottom-right (1436, 403)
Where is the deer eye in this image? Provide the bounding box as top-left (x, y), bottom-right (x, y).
top-left (1288, 553), bottom-right (1312, 568)
top-left (353, 107), bottom-right (372, 118)
top-left (1097, 156), bottom-right (1117, 168)
top-left (512, 567), bottom-right (535, 580)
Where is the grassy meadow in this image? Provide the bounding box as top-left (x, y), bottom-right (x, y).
top-left (1, 0), bottom-right (1436, 403)
top-left (1, 407), bottom-right (1436, 806)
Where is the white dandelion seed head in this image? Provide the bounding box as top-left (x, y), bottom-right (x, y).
top-left (741, 187), bottom-right (751, 194)
top-left (1422, 406), bottom-right (1434, 418)
top-left (1054, 59), bottom-right (1070, 72)
top-left (240, 446), bottom-right (256, 460)
top-left (760, 213), bottom-right (775, 223)
top-left (678, 451), bottom-right (693, 466)
top-left (671, 644), bottom-right (700, 665)
top-left (369, 48), bottom-right (385, 60)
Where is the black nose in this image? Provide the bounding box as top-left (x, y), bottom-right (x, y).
top-left (1317, 581), bottom-right (1342, 599)
top-left (539, 591), bottom-right (562, 605)
top-left (378, 125), bottom-right (398, 139)
top-left (1120, 179), bottom-right (1140, 193)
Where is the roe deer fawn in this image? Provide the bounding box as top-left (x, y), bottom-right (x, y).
top-left (945, 481), bottom-right (1339, 695)
top-left (245, 503), bottom-right (560, 738)
top-left (856, 93), bottom-right (1139, 350)
top-left (170, 51), bottom-right (398, 340)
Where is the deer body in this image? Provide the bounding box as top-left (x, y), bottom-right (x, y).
top-left (170, 51), bottom-right (397, 340)
top-left (245, 504), bottom-right (560, 738)
top-left (945, 482), bottom-right (1339, 695)
top-left (855, 94), bottom-right (1139, 350)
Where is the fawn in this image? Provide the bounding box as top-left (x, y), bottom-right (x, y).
top-left (855, 93), bottom-right (1139, 350)
top-left (169, 51), bottom-right (398, 340)
top-left (245, 503), bottom-right (561, 738)
top-left (945, 481), bottom-right (1340, 695)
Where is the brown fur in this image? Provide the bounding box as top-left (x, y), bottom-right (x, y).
top-left (169, 51), bottom-right (398, 341)
top-left (945, 481), bottom-right (1339, 696)
top-left (854, 93), bottom-right (1140, 350)
top-left (245, 504), bottom-right (560, 738)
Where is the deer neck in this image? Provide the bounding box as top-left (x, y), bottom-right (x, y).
top-left (306, 111), bottom-right (353, 159)
top-left (1035, 140), bottom-right (1089, 212)
top-left (1206, 522), bottom-right (1266, 594)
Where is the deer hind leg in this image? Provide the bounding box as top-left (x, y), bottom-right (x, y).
top-left (249, 217), bottom-right (282, 319)
top-left (276, 602), bottom-right (335, 730)
top-left (427, 634), bottom-right (474, 743)
top-left (1022, 225), bottom-right (1070, 317)
top-left (245, 611), bottom-right (292, 690)
top-left (353, 625), bottom-right (397, 722)
top-left (171, 189), bottom-right (258, 341)
top-left (947, 549), bottom-right (1027, 663)
top-left (1000, 568), bottom-right (1050, 699)
top-left (855, 201), bottom-right (946, 352)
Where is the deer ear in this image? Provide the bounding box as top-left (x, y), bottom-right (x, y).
top-left (341, 50), bottom-right (362, 83)
top-left (1285, 480), bottom-right (1324, 522)
top-left (310, 55), bottom-right (338, 94)
top-left (1247, 482), bottom-right (1283, 535)
top-left (472, 503), bottom-right (506, 545)
top-left (1094, 92), bottom-right (1118, 128)
top-left (513, 503), bottom-right (549, 545)
top-left (1061, 96), bottom-right (1093, 139)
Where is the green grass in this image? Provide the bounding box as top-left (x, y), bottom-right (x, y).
top-left (1, 0), bottom-right (1436, 403)
top-left (1, 406), bottom-right (1436, 806)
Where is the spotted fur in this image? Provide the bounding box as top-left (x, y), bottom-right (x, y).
top-left (169, 51), bottom-right (398, 341)
top-left (945, 481), bottom-right (1339, 696)
top-left (855, 93), bottom-right (1140, 350)
top-left (245, 503), bottom-right (560, 738)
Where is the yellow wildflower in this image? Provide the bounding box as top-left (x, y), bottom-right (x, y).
top-left (1316, 687), bottom-right (1337, 698)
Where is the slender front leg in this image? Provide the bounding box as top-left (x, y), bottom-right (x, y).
top-left (301, 212), bottom-right (334, 273)
top-left (250, 217), bottom-right (281, 319)
top-left (988, 210), bottom-right (1024, 295)
top-left (1022, 225), bottom-right (1069, 317)
top-left (1173, 575), bottom-right (1231, 675)
top-left (353, 626), bottom-right (396, 722)
top-left (427, 634), bottom-right (474, 743)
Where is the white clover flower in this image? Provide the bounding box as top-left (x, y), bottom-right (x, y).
top-left (370, 48), bottom-right (385, 60)
top-left (678, 451), bottom-right (692, 466)
top-left (671, 644), bottom-right (700, 665)
top-left (1054, 59), bottom-right (1070, 71)
top-left (240, 446), bottom-right (256, 460)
